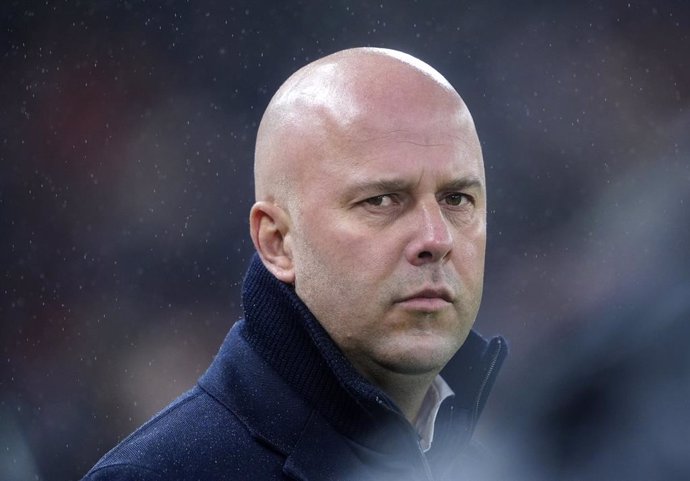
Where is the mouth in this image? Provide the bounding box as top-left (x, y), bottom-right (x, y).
top-left (395, 288), bottom-right (454, 312)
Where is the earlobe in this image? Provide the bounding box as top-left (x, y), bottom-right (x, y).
top-left (249, 201), bottom-right (295, 284)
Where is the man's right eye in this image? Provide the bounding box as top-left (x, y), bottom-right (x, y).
top-left (364, 194), bottom-right (395, 207)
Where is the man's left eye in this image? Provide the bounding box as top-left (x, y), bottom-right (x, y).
top-left (443, 193), bottom-right (471, 206)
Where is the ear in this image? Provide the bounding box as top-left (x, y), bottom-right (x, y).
top-left (249, 201), bottom-right (295, 284)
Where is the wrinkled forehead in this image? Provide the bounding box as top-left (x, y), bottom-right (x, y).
top-left (317, 80), bottom-right (471, 169)
top-left (300, 113), bottom-right (483, 203)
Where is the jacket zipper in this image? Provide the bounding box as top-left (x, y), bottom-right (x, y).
top-left (471, 337), bottom-right (505, 429)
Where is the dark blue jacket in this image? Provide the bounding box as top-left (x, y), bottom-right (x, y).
top-left (83, 255), bottom-right (507, 480)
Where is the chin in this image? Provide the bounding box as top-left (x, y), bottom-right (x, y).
top-left (381, 358), bottom-right (447, 376)
top-left (377, 338), bottom-right (459, 376)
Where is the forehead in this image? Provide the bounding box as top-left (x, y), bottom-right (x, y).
top-left (279, 56), bottom-right (483, 200)
top-left (303, 126), bottom-right (484, 200)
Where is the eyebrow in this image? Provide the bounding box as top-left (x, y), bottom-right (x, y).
top-left (343, 176), bottom-right (484, 199)
top-left (439, 177), bottom-right (484, 192)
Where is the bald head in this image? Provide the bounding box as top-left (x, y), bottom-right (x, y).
top-left (253, 48), bottom-right (480, 208)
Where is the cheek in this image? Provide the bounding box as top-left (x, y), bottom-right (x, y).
top-left (305, 216), bottom-right (391, 268)
top-left (293, 221), bottom-right (393, 315)
top-left (454, 229), bottom-right (486, 275)
top-left (292, 217), bottom-right (361, 285)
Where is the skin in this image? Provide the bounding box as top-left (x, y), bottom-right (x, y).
top-left (250, 48), bottom-right (486, 422)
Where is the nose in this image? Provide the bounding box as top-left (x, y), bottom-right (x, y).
top-left (405, 200), bottom-right (453, 266)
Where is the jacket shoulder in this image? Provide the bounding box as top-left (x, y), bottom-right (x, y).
top-left (82, 386), bottom-right (284, 480)
top-left (82, 462), bottom-right (163, 481)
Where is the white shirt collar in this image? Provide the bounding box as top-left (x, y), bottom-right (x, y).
top-left (414, 375), bottom-right (455, 452)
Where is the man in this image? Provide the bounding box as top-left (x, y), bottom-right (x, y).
top-left (83, 47), bottom-right (507, 481)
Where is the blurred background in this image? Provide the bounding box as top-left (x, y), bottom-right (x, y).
top-left (1, 1), bottom-right (688, 480)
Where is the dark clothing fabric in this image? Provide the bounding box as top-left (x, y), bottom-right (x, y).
top-left (83, 255), bottom-right (507, 480)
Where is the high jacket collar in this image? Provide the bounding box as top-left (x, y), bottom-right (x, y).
top-left (238, 254), bottom-right (507, 448)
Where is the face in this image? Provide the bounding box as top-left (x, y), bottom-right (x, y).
top-left (287, 94), bottom-right (487, 381)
